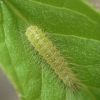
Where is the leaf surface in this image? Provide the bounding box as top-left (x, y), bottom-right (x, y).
top-left (0, 0), bottom-right (100, 100)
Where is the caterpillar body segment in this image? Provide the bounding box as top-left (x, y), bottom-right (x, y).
top-left (26, 26), bottom-right (78, 91)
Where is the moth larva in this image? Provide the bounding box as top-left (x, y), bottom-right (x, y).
top-left (26, 26), bottom-right (78, 91)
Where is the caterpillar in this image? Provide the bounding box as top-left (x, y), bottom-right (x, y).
top-left (26, 26), bottom-right (78, 91)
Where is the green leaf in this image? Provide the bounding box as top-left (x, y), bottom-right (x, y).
top-left (31, 0), bottom-right (100, 23)
top-left (0, 0), bottom-right (100, 100)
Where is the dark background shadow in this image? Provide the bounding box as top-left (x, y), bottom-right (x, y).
top-left (0, 69), bottom-right (18, 100)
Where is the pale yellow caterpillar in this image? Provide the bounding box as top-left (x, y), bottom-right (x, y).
top-left (26, 26), bottom-right (78, 91)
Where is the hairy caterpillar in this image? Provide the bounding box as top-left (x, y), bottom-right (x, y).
top-left (26, 26), bottom-right (78, 91)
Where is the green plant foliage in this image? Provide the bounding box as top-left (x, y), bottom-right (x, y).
top-left (0, 0), bottom-right (100, 100)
